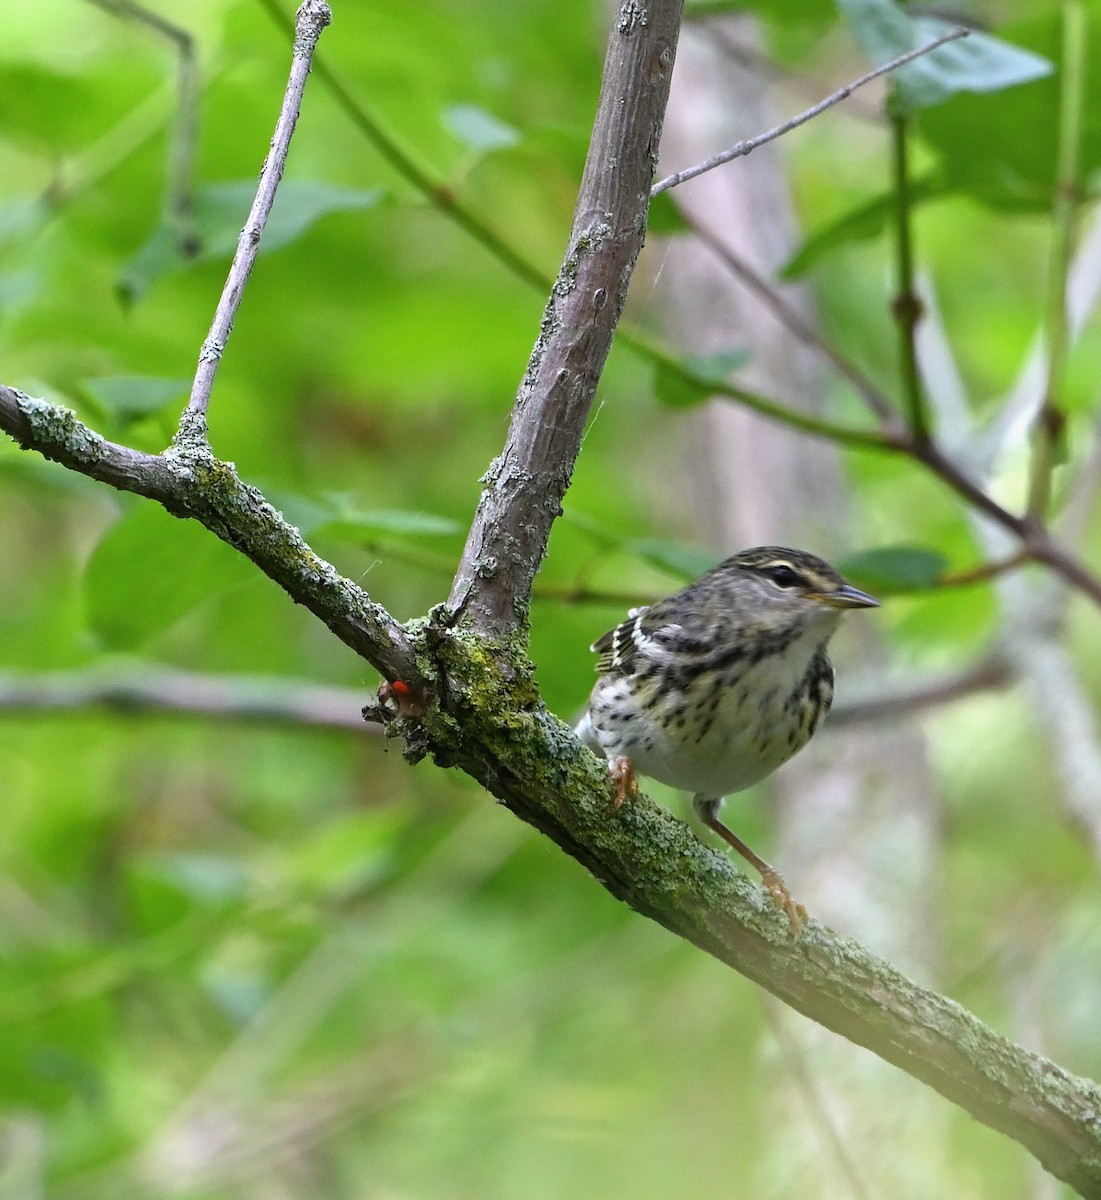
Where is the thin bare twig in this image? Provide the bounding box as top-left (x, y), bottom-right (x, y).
top-left (683, 211), bottom-right (903, 428)
top-left (674, 205), bottom-right (1101, 611)
top-left (937, 550), bottom-right (1030, 589)
top-left (666, 205), bottom-right (1101, 610)
top-left (180, 0), bottom-right (331, 434)
top-left (85, 0), bottom-right (200, 251)
top-left (240, 4), bottom-right (1101, 625)
top-left (650, 27), bottom-right (969, 197)
top-left (243, 5), bottom-right (1101, 622)
top-left (828, 655), bottom-right (1013, 727)
top-left (6, 6), bottom-right (1101, 1188)
top-left (251, 0), bottom-right (892, 455)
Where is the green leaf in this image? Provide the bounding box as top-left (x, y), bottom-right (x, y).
top-left (781, 176), bottom-right (945, 277)
top-left (837, 0), bottom-right (1052, 112)
top-left (628, 539), bottom-right (722, 582)
top-left (84, 504), bottom-right (254, 648)
top-left (647, 191), bottom-right (691, 235)
top-left (118, 181), bottom-right (383, 304)
top-left (317, 506), bottom-right (463, 540)
top-left (78, 376), bottom-right (189, 425)
top-left (655, 349), bottom-right (750, 407)
top-left (918, 16), bottom-right (1101, 209)
top-left (443, 104), bottom-right (521, 152)
top-left (839, 545), bottom-right (949, 593)
top-left (0, 64), bottom-right (98, 151)
top-left (125, 853), bottom-right (247, 936)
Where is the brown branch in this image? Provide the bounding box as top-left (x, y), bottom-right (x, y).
top-left (651, 27), bottom-right (969, 197)
top-left (446, 1), bottom-right (685, 636)
top-left (245, 0), bottom-right (1101, 625)
top-left (0, 665), bottom-right (371, 731)
top-left (828, 655), bottom-right (1014, 727)
top-left (0, 386), bottom-right (415, 683)
top-left (936, 551), bottom-right (1030, 589)
top-left (905, 440), bottom-right (1101, 608)
top-left (682, 211), bottom-right (903, 428)
top-left (671, 207), bottom-right (1101, 613)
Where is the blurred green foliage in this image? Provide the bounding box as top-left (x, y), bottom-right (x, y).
top-left (0, 1), bottom-right (1099, 1197)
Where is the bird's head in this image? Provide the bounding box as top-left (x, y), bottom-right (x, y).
top-left (703, 546), bottom-right (879, 640)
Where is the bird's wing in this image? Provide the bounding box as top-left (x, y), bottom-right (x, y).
top-left (592, 605), bottom-right (686, 674)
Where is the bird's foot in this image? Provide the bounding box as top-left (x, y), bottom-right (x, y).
top-left (608, 756), bottom-right (638, 811)
top-left (759, 867), bottom-right (807, 937)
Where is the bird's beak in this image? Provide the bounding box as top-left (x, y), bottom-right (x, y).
top-left (808, 583), bottom-right (880, 609)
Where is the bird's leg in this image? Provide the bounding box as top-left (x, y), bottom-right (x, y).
top-left (693, 796), bottom-right (806, 936)
top-left (608, 756), bottom-right (639, 810)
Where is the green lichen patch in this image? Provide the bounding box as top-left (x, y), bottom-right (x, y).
top-left (15, 393), bottom-right (108, 464)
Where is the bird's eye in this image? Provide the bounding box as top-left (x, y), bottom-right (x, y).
top-left (767, 565), bottom-right (800, 589)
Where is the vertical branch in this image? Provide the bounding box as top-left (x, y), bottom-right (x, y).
top-left (446, 1), bottom-right (685, 638)
top-left (85, 0), bottom-right (200, 253)
top-left (166, 18), bottom-right (200, 254)
top-left (1027, 0), bottom-right (1087, 520)
top-left (178, 0), bottom-right (332, 439)
top-left (889, 112), bottom-right (929, 443)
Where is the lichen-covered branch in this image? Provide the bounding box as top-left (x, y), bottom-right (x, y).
top-left (446, 0), bottom-right (685, 636)
top-left (366, 630), bottom-right (1101, 1199)
top-left (0, 386), bottom-right (415, 683)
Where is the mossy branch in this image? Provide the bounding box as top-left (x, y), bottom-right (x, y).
top-left (0, 386), bottom-right (414, 683)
